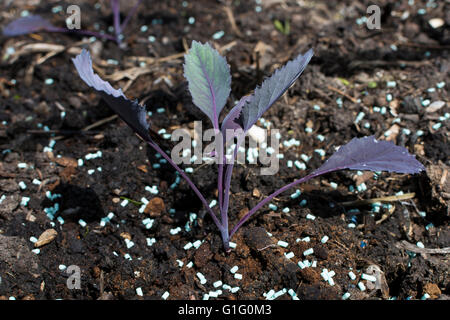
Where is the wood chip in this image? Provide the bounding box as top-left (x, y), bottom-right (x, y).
top-left (395, 240), bottom-right (450, 254)
top-left (252, 188), bottom-right (261, 198)
top-left (35, 229), bottom-right (58, 248)
top-left (423, 283), bottom-right (441, 299)
top-left (137, 165), bottom-right (147, 173)
top-left (54, 156), bottom-right (78, 167)
top-left (120, 232), bottom-right (132, 240)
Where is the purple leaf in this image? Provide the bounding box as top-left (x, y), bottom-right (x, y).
top-left (184, 41), bottom-right (231, 128)
top-left (3, 15), bottom-right (58, 36)
top-left (313, 136), bottom-right (425, 175)
top-left (72, 49), bottom-right (151, 142)
top-left (236, 49), bottom-right (313, 132)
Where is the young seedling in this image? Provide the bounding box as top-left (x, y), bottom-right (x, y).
top-left (72, 41), bottom-right (424, 252)
top-left (3, 0), bottom-right (142, 45)
top-left (273, 19), bottom-right (290, 36)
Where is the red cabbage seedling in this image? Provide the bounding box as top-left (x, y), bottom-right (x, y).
top-left (72, 42), bottom-right (424, 252)
top-left (3, 0), bottom-right (142, 45)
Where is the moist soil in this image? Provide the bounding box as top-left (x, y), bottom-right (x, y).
top-left (0, 0), bottom-right (448, 300)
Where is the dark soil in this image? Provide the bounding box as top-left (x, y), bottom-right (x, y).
top-left (0, 0), bottom-right (448, 300)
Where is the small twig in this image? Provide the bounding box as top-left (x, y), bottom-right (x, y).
top-left (348, 59), bottom-right (430, 71)
top-left (399, 42), bottom-right (450, 50)
top-left (82, 114), bottom-right (118, 132)
top-left (257, 243), bottom-right (277, 251)
top-left (223, 5), bottom-right (243, 38)
top-left (339, 192), bottom-right (416, 207)
top-left (375, 204), bottom-right (396, 225)
top-left (27, 130), bottom-right (99, 135)
top-left (51, 115), bottom-right (119, 140)
top-left (395, 240), bottom-right (450, 255)
top-left (327, 85), bottom-right (358, 103)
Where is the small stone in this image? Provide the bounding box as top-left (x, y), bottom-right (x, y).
top-left (144, 197), bottom-right (165, 217)
top-left (68, 96), bottom-right (82, 109)
top-left (252, 188), bottom-right (261, 198)
top-left (425, 101), bottom-right (445, 113)
top-left (428, 18), bottom-right (444, 29)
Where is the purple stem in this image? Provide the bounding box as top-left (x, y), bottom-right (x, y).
top-left (220, 162), bottom-right (233, 248)
top-left (110, 0), bottom-right (122, 43)
top-left (217, 134), bottom-right (229, 250)
top-left (220, 137), bottom-right (243, 249)
top-left (120, 0), bottom-right (143, 32)
top-left (218, 162), bottom-right (224, 210)
top-left (146, 140), bottom-right (222, 229)
top-left (229, 167), bottom-right (343, 237)
top-left (216, 131), bottom-right (224, 211)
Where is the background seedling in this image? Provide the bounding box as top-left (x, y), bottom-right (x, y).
top-left (3, 0), bottom-right (143, 46)
top-left (273, 19), bottom-right (290, 35)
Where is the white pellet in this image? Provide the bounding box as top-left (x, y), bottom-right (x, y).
top-left (196, 272), bottom-right (207, 284)
top-left (277, 240), bottom-right (289, 248)
top-left (161, 291), bottom-right (170, 300)
top-left (230, 266), bottom-right (239, 274)
top-left (285, 252), bottom-right (295, 259)
top-left (358, 281), bottom-right (366, 291)
top-left (230, 287), bottom-right (240, 293)
top-left (361, 273), bottom-right (377, 282)
top-left (78, 219), bottom-right (87, 227)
